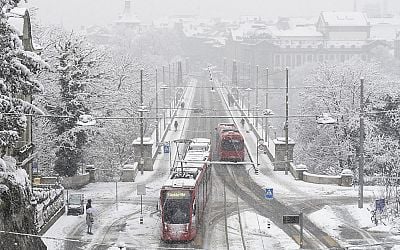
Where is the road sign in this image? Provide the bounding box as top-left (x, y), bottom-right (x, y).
top-left (163, 143), bottom-right (170, 153)
top-left (283, 215), bottom-right (300, 224)
top-left (265, 188), bottom-right (273, 200)
top-left (375, 198), bottom-right (385, 213)
top-left (137, 184), bottom-right (146, 195)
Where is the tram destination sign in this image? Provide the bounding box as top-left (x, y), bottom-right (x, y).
top-left (166, 191), bottom-right (190, 199)
top-left (282, 215), bottom-right (300, 224)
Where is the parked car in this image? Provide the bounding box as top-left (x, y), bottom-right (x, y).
top-left (66, 193), bottom-right (85, 215)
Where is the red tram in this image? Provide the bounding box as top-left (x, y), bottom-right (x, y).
top-left (215, 123), bottom-right (244, 162)
top-left (160, 138), bottom-right (211, 242)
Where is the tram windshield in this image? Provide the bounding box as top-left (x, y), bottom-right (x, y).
top-left (221, 138), bottom-right (244, 151)
top-left (163, 191), bottom-right (191, 224)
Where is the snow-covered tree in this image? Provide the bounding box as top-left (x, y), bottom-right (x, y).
top-left (0, 0), bottom-right (46, 155)
top-left (0, 1), bottom-right (47, 249)
top-left (48, 32), bottom-right (104, 177)
top-left (294, 59), bottom-right (387, 175)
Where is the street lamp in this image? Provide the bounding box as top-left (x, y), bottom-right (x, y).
top-left (359, 77), bottom-right (365, 208)
top-left (284, 67), bottom-right (289, 175)
top-left (76, 114), bottom-right (96, 126)
top-left (160, 84), bottom-right (168, 130)
top-left (256, 138), bottom-right (264, 175)
top-left (316, 113), bottom-right (337, 125)
top-left (262, 109), bottom-right (274, 146)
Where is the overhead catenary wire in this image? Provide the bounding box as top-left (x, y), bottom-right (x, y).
top-left (1, 109), bottom-right (399, 120)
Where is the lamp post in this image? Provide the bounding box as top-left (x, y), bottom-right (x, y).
top-left (256, 139), bottom-right (264, 175)
top-left (160, 84), bottom-right (168, 130)
top-left (359, 77), bottom-right (365, 208)
top-left (265, 67), bottom-right (269, 143)
top-left (284, 67), bottom-right (289, 175)
top-left (255, 65), bottom-right (259, 128)
top-left (138, 69), bottom-right (150, 175)
top-left (155, 68), bottom-right (159, 145)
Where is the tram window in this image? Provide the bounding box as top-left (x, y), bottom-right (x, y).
top-left (163, 199), bottom-right (191, 224)
top-left (221, 139), bottom-right (244, 151)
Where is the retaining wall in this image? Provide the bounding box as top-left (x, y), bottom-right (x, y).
top-left (60, 173), bottom-right (90, 189)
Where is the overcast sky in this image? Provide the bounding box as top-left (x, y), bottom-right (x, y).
top-left (22, 0), bottom-right (399, 30)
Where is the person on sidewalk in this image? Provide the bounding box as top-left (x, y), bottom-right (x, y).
top-left (240, 118), bottom-right (245, 128)
top-left (86, 199), bottom-right (92, 210)
top-left (174, 120), bottom-right (178, 131)
top-left (86, 207), bottom-right (94, 234)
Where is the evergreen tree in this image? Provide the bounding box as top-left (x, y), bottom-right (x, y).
top-left (51, 33), bottom-right (102, 176)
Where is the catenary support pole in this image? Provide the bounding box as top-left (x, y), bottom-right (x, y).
top-left (285, 67), bottom-right (289, 175)
top-left (155, 68), bottom-right (159, 145)
top-left (140, 69), bottom-right (144, 175)
top-left (265, 67), bottom-right (269, 145)
top-left (358, 77), bottom-right (365, 208)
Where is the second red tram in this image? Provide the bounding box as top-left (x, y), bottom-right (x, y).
top-left (160, 138), bottom-right (211, 242)
top-left (215, 123), bottom-right (245, 162)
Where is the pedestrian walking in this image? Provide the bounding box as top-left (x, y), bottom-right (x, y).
top-left (174, 120), bottom-right (178, 131)
top-left (86, 207), bottom-right (94, 234)
top-left (240, 118), bottom-right (245, 128)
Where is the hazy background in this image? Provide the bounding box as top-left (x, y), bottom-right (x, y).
top-left (23, 0), bottom-right (400, 29)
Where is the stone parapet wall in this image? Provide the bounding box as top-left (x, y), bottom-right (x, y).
top-left (60, 173), bottom-right (90, 189)
top-left (303, 171), bottom-right (342, 185)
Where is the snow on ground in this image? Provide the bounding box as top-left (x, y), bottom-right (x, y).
top-left (44, 81), bottom-right (400, 249)
top-left (309, 204), bottom-right (400, 249)
top-left (42, 210), bottom-right (83, 249)
top-left (207, 209), bottom-right (299, 250)
top-left (309, 205), bottom-right (344, 240)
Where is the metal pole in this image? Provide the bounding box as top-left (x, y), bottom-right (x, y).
top-left (140, 69), bottom-right (144, 175)
top-left (172, 63), bottom-right (175, 108)
top-left (299, 212), bottom-right (304, 248)
top-left (265, 68), bottom-right (269, 144)
top-left (163, 89), bottom-right (166, 130)
top-left (169, 142), bottom-right (172, 170)
top-left (168, 64), bottom-right (171, 118)
top-left (247, 90), bottom-right (250, 116)
top-left (285, 67), bottom-right (289, 175)
top-left (256, 140), bottom-right (259, 172)
top-left (115, 179), bottom-right (118, 210)
top-left (155, 68), bottom-right (159, 145)
top-left (223, 179), bottom-right (229, 250)
top-left (255, 65), bottom-right (259, 128)
top-left (358, 77), bottom-right (365, 208)
top-left (141, 194), bottom-right (143, 215)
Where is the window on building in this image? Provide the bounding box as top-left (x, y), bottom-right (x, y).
top-left (340, 54), bottom-right (345, 62)
top-left (319, 55), bottom-right (324, 62)
top-left (286, 55), bottom-right (291, 67)
top-left (307, 54), bottom-right (312, 62)
top-left (275, 54), bottom-right (280, 66)
top-left (361, 54), bottom-right (367, 61)
top-left (296, 55), bottom-right (302, 66)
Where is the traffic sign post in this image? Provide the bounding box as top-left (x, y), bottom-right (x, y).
top-left (283, 213), bottom-right (304, 248)
top-left (283, 215), bottom-right (299, 224)
top-left (163, 143), bottom-right (170, 153)
top-left (265, 188), bottom-right (273, 200)
top-left (137, 184), bottom-right (146, 224)
top-left (375, 198), bottom-right (385, 213)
